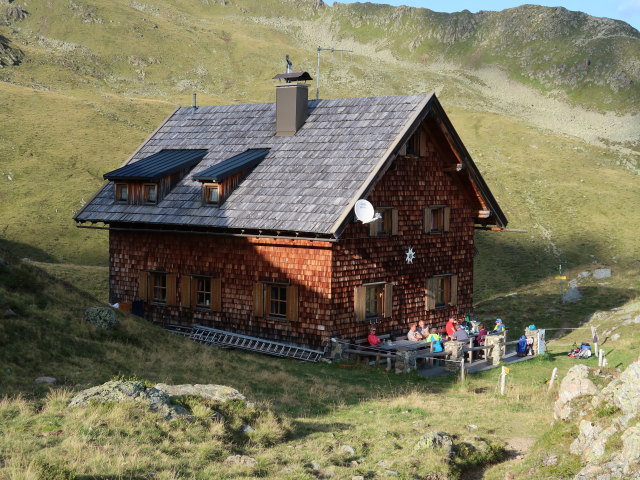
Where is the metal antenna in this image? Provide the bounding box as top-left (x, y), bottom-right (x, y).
top-left (316, 46), bottom-right (353, 100)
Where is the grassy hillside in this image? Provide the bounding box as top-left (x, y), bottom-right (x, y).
top-left (0, 0), bottom-right (638, 302)
top-left (1, 246), bottom-right (639, 479)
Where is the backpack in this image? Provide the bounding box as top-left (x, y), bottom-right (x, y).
top-left (432, 340), bottom-right (444, 353)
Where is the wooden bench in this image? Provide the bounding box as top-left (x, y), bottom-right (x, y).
top-left (348, 335), bottom-right (392, 365)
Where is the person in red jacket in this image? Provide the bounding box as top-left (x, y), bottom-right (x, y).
top-left (445, 317), bottom-right (458, 338)
top-left (368, 328), bottom-right (382, 346)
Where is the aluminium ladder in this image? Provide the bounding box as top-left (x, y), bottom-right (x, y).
top-left (190, 325), bottom-right (324, 363)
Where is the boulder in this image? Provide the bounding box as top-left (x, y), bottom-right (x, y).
top-left (593, 268), bottom-right (612, 279)
top-left (154, 383), bottom-right (246, 404)
top-left (68, 380), bottom-right (188, 420)
top-left (621, 426), bottom-right (640, 471)
top-left (562, 286), bottom-right (582, 303)
top-left (554, 365), bottom-right (598, 421)
top-left (83, 306), bottom-right (117, 330)
top-left (570, 420), bottom-right (603, 456)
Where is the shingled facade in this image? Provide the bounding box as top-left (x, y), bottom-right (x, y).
top-left (75, 87), bottom-right (506, 348)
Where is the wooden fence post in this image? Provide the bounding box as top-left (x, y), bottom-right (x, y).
top-left (548, 367), bottom-right (558, 392)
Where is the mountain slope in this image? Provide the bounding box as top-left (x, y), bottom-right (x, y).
top-left (0, 0), bottom-right (638, 299)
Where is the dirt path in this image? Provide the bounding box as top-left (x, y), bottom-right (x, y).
top-left (462, 436), bottom-right (535, 480)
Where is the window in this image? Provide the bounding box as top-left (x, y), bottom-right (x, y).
top-left (369, 208), bottom-right (398, 237)
top-left (253, 282), bottom-right (298, 321)
top-left (355, 283), bottom-right (393, 322)
top-left (403, 130), bottom-right (424, 157)
top-left (143, 183), bottom-right (158, 204)
top-left (269, 284), bottom-right (287, 319)
top-left (424, 206), bottom-right (450, 234)
top-left (204, 183), bottom-right (220, 205)
top-left (150, 272), bottom-right (167, 303)
top-left (115, 183), bottom-right (128, 202)
top-left (180, 275), bottom-right (221, 311)
top-left (137, 271), bottom-right (177, 306)
top-left (426, 274), bottom-right (458, 310)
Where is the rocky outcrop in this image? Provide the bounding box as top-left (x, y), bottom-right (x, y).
top-left (0, 34), bottom-right (23, 67)
top-left (553, 361), bottom-right (640, 480)
top-left (69, 380), bottom-right (189, 419)
top-left (554, 364), bottom-right (598, 420)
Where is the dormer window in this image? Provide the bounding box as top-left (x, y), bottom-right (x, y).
top-left (103, 149), bottom-right (207, 206)
top-left (204, 183), bottom-right (220, 205)
top-left (193, 148), bottom-right (270, 207)
top-left (115, 183), bottom-right (128, 202)
top-left (144, 184), bottom-right (158, 204)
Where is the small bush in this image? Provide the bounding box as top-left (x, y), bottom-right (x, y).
top-left (595, 405), bottom-right (620, 418)
top-left (33, 460), bottom-right (75, 480)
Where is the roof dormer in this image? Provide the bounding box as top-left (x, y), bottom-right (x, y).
top-left (193, 148), bottom-right (270, 206)
top-left (104, 149), bottom-right (207, 205)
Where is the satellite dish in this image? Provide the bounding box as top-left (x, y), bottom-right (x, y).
top-left (354, 199), bottom-right (382, 224)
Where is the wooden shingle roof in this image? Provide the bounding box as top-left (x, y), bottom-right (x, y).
top-left (74, 93), bottom-right (506, 235)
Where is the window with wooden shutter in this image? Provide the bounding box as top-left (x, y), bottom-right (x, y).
top-left (424, 205), bottom-right (448, 234)
top-left (369, 207), bottom-right (397, 237)
top-left (426, 275), bottom-right (456, 310)
top-left (286, 285), bottom-right (298, 322)
top-left (383, 283), bottom-right (393, 318)
top-left (138, 271), bottom-right (148, 301)
top-left (253, 282), bottom-right (264, 317)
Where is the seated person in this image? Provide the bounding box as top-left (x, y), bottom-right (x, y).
top-left (418, 320), bottom-right (429, 338)
top-left (450, 324), bottom-right (469, 342)
top-left (493, 318), bottom-right (506, 333)
top-left (445, 317), bottom-right (458, 337)
top-left (476, 323), bottom-right (488, 345)
top-left (425, 327), bottom-right (443, 348)
top-left (407, 323), bottom-right (424, 341)
top-left (368, 328), bottom-right (382, 346)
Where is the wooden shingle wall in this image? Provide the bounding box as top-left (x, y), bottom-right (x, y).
top-left (109, 232), bottom-right (334, 347)
top-left (330, 135), bottom-right (477, 341)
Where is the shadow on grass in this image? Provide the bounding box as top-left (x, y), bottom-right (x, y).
top-left (288, 420), bottom-right (352, 441)
top-left (0, 238), bottom-right (57, 263)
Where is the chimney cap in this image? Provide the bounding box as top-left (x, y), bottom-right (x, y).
top-left (272, 71), bottom-right (313, 83)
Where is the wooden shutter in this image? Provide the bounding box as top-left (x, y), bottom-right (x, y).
top-left (369, 218), bottom-right (377, 237)
top-left (383, 283), bottom-right (393, 318)
top-left (443, 207), bottom-right (451, 232)
top-left (426, 278), bottom-right (436, 311)
top-left (180, 276), bottom-right (191, 308)
top-left (138, 271), bottom-right (148, 301)
top-left (419, 130), bottom-right (427, 156)
top-left (211, 278), bottom-right (222, 312)
top-left (449, 275), bottom-right (458, 306)
top-left (286, 285), bottom-right (299, 322)
top-left (391, 209), bottom-right (399, 235)
top-left (354, 286), bottom-right (366, 322)
top-left (166, 274), bottom-right (177, 306)
top-left (424, 208), bottom-right (432, 233)
top-left (253, 282), bottom-right (264, 317)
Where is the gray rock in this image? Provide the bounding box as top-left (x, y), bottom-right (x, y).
top-left (223, 455), bottom-right (257, 467)
top-left (319, 470), bottom-right (334, 478)
top-left (311, 461), bottom-right (322, 471)
top-left (377, 460), bottom-right (393, 467)
top-left (413, 431), bottom-right (453, 457)
top-left (570, 421), bottom-right (603, 456)
top-left (562, 287), bottom-right (582, 303)
top-left (339, 444), bottom-right (356, 455)
top-left (598, 362), bottom-right (640, 416)
top-left (577, 271), bottom-right (590, 278)
top-left (554, 365), bottom-right (598, 421)
top-left (351, 476), bottom-right (365, 480)
top-left (466, 424), bottom-right (479, 430)
top-left (35, 376), bottom-right (56, 384)
top-left (610, 333), bottom-right (621, 341)
top-left (154, 383), bottom-right (246, 404)
top-left (383, 470), bottom-right (399, 476)
top-left (83, 306), bottom-right (117, 330)
top-left (68, 380), bottom-right (189, 420)
top-left (542, 454), bottom-right (559, 466)
top-left (3, 308), bottom-right (17, 317)
top-left (621, 426), bottom-right (640, 469)
top-left (593, 269), bottom-right (612, 279)
top-left (241, 424), bottom-right (254, 434)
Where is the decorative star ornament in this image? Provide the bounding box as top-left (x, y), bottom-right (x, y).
top-left (405, 247), bottom-right (416, 264)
